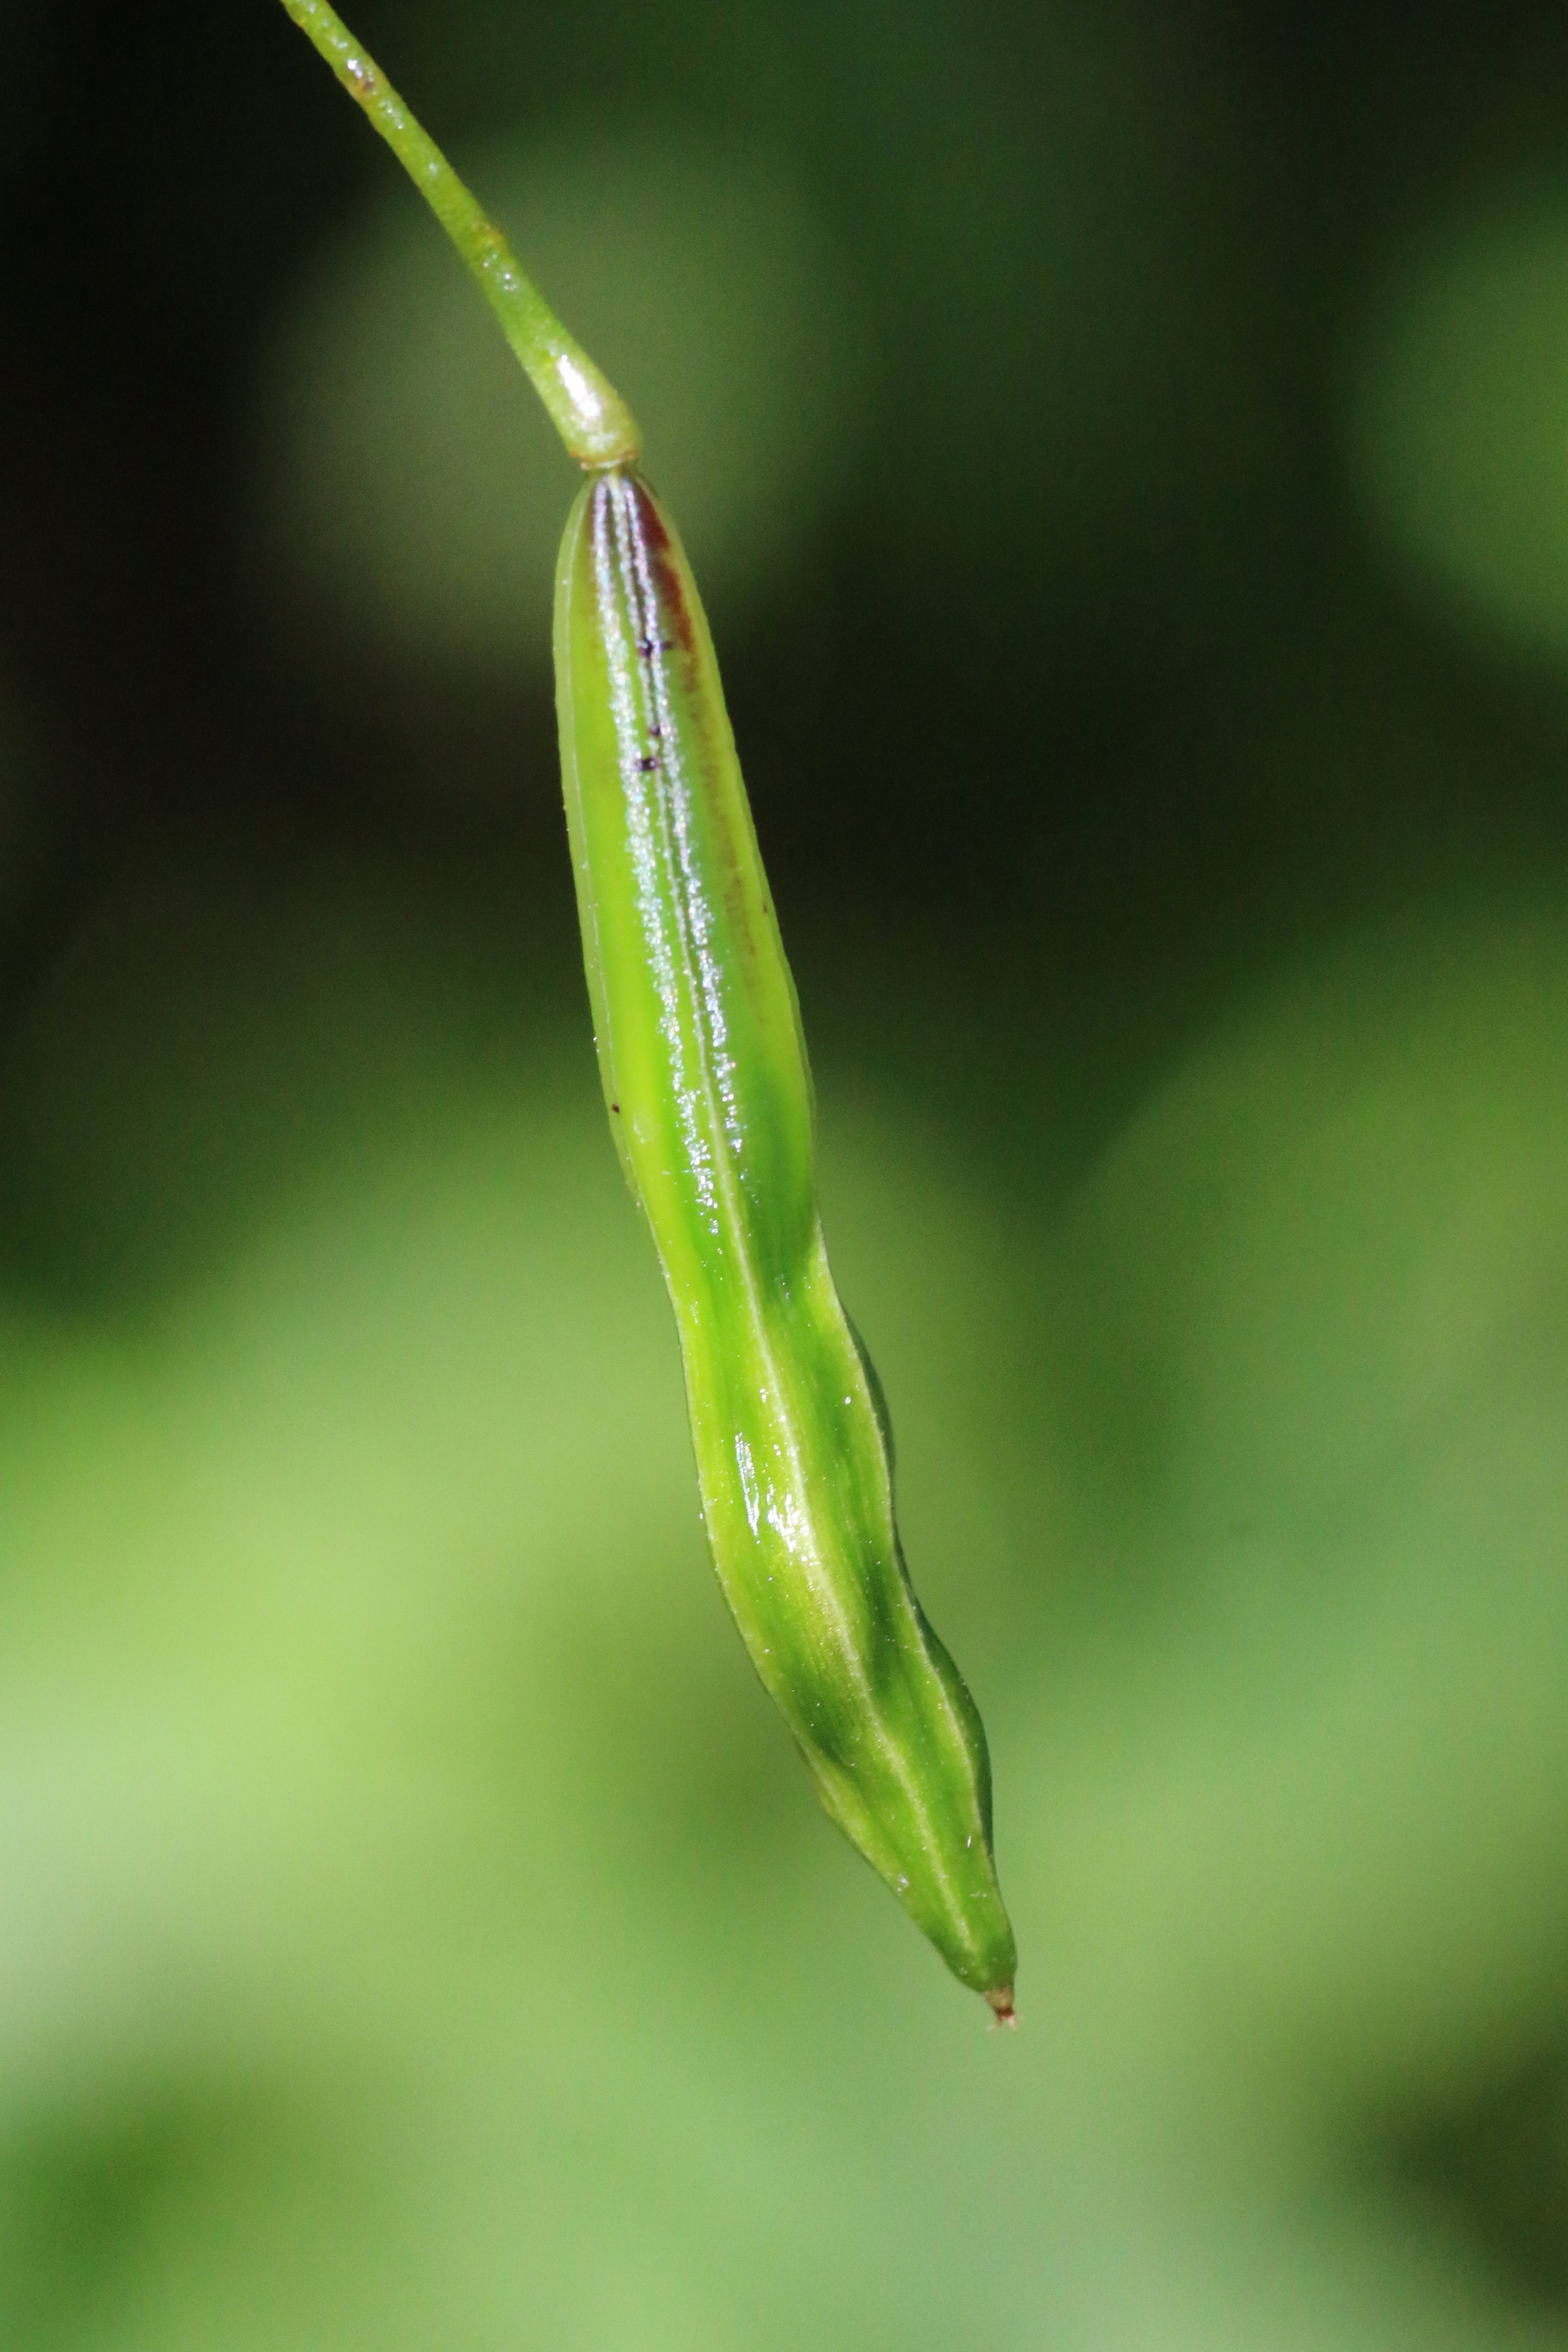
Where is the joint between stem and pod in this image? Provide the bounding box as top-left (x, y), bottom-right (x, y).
top-left (277, 0), bottom-right (643, 469)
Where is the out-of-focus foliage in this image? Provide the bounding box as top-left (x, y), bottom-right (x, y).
top-left (1, 878), bottom-right (1567, 2345)
top-left (5, 0), bottom-right (1568, 2343)
top-left (250, 0), bottom-right (1275, 698)
top-left (1346, 176), bottom-right (1568, 666)
top-left (252, 129), bottom-right (869, 675)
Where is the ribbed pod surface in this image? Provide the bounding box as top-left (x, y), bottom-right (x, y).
top-left (554, 468), bottom-right (1016, 2008)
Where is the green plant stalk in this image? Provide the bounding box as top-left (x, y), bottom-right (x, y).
top-left (278, 0), bottom-right (1017, 2017)
top-left (276, 0), bottom-right (640, 466)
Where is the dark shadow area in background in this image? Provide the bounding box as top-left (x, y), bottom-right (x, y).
top-left (1386, 2027), bottom-right (1568, 2313)
top-left (3, 0), bottom-right (1568, 1034)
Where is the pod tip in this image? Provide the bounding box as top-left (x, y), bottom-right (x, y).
top-left (984, 1986), bottom-right (1017, 2029)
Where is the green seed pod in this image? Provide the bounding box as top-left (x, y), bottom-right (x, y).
top-left (555, 466), bottom-right (1017, 2014)
top-left (276, 0), bottom-right (1017, 2016)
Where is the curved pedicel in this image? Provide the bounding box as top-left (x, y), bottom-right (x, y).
top-left (275, 0), bottom-right (642, 467)
top-left (555, 469), bottom-right (1017, 2013)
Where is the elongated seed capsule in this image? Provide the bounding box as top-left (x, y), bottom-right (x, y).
top-left (276, 0), bottom-right (1017, 2014)
top-left (555, 469), bottom-right (1017, 2012)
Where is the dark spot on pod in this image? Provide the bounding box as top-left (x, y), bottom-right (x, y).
top-left (610, 1101), bottom-right (621, 1114)
top-left (638, 755), bottom-right (660, 772)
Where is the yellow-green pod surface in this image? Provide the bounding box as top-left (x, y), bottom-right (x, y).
top-left (554, 467), bottom-right (1016, 2013)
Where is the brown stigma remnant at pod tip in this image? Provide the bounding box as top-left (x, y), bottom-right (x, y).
top-left (985, 1986), bottom-right (1017, 2029)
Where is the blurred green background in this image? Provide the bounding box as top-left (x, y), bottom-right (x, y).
top-left (5, 0), bottom-right (1568, 2343)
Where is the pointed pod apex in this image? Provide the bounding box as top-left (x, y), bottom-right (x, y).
top-left (984, 1986), bottom-right (1017, 2029)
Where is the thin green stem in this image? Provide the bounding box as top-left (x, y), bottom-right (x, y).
top-left (276, 0), bottom-right (642, 468)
